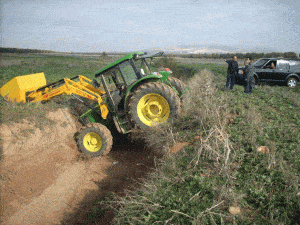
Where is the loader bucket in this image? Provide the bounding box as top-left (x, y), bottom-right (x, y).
top-left (0, 72), bottom-right (46, 103)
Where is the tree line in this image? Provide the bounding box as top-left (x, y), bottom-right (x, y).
top-left (1, 47), bottom-right (299, 60)
top-left (167, 52), bottom-right (300, 60)
top-left (0, 47), bottom-right (55, 54)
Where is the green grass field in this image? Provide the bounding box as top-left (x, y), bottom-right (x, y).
top-left (1, 54), bottom-right (300, 224)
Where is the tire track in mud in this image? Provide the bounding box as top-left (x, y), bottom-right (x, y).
top-left (62, 145), bottom-right (160, 225)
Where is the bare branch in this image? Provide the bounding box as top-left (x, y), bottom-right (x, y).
top-left (189, 191), bottom-right (202, 202)
top-left (170, 209), bottom-right (193, 219)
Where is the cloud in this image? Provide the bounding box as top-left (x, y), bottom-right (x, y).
top-left (1, 0), bottom-right (299, 52)
top-left (122, 6), bottom-right (153, 13)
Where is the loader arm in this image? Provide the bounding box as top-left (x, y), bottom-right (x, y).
top-left (27, 76), bottom-right (109, 119)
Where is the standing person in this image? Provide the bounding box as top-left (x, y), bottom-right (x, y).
top-left (243, 57), bottom-right (255, 94)
top-left (224, 56), bottom-right (239, 90)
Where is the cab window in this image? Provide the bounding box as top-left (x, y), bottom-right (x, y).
top-left (134, 59), bottom-right (151, 76)
top-left (103, 70), bottom-right (117, 92)
top-left (119, 60), bottom-right (138, 85)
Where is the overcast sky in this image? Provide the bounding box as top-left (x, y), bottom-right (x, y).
top-left (1, 0), bottom-right (299, 53)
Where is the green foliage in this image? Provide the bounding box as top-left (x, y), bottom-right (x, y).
top-left (193, 63), bottom-right (227, 77)
top-left (152, 56), bottom-right (198, 79)
top-left (152, 56), bottom-right (227, 80)
top-left (236, 153), bottom-right (300, 224)
top-left (147, 178), bottom-right (214, 224)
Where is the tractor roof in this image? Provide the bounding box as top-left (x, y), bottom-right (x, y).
top-left (95, 51), bottom-right (164, 77)
top-left (139, 51), bottom-right (164, 59)
top-left (95, 51), bottom-right (145, 76)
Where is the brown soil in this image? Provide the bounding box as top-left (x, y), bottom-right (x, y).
top-left (0, 108), bottom-right (162, 224)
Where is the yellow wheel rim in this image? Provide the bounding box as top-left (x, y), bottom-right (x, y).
top-left (137, 93), bottom-right (170, 126)
top-left (83, 132), bottom-right (103, 152)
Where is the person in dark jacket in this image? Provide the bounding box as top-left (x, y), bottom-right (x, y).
top-left (243, 57), bottom-right (255, 94)
top-left (225, 56), bottom-right (239, 90)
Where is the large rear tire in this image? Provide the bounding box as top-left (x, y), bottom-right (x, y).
top-left (76, 123), bottom-right (113, 157)
top-left (168, 77), bottom-right (188, 97)
top-left (128, 82), bottom-right (181, 129)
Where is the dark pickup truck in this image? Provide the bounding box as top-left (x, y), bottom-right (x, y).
top-left (237, 58), bottom-right (300, 88)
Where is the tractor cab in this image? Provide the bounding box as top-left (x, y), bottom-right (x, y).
top-left (91, 51), bottom-right (180, 133)
top-left (94, 51), bottom-right (164, 113)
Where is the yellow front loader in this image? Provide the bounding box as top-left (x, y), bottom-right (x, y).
top-left (0, 73), bottom-right (109, 119)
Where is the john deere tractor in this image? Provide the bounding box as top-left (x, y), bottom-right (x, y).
top-left (0, 51), bottom-right (188, 157)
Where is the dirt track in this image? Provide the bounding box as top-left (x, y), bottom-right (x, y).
top-left (0, 108), bottom-right (161, 224)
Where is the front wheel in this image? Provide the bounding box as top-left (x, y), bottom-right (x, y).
top-left (287, 77), bottom-right (298, 88)
top-left (128, 82), bottom-right (181, 129)
top-left (76, 123), bottom-right (113, 157)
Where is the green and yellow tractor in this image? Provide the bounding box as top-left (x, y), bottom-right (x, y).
top-left (0, 51), bottom-right (188, 157)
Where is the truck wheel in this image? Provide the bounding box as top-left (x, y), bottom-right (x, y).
top-left (77, 123), bottom-right (113, 157)
top-left (168, 77), bottom-right (188, 97)
top-left (128, 82), bottom-right (180, 129)
top-left (287, 77), bottom-right (298, 88)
